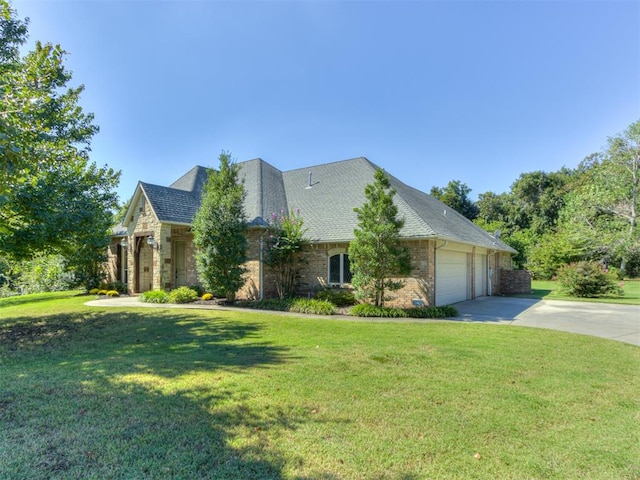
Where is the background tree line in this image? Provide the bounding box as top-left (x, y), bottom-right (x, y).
top-left (431, 119), bottom-right (640, 279)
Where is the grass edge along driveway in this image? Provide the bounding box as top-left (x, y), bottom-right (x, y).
top-left (1, 291), bottom-right (638, 479)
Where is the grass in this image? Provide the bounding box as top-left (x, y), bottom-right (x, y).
top-left (523, 279), bottom-right (640, 305)
top-left (1, 291), bottom-right (639, 479)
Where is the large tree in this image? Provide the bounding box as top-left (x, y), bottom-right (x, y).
top-left (192, 152), bottom-right (247, 301)
top-left (348, 168), bottom-right (411, 306)
top-left (0, 1), bottom-right (119, 289)
top-left (430, 180), bottom-right (479, 220)
top-left (562, 120), bottom-right (640, 275)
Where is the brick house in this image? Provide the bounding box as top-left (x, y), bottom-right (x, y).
top-left (106, 157), bottom-right (518, 307)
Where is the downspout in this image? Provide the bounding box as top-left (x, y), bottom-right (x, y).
top-left (487, 249), bottom-right (498, 296)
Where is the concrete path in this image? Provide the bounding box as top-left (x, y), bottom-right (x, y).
top-left (86, 295), bottom-right (640, 346)
top-left (454, 296), bottom-right (640, 346)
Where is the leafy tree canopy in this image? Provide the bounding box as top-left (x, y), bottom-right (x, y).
top-left (430, 180), bottom-right (479, 220)
top-left (561, 120), bottom-right (640, 274)
top-left (0, 1), bottom-right (119, 288)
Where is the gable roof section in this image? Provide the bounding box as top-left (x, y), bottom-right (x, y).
top-left (282, 157), bottom-right (515, 252)
top-left (169, 165), bottom-right (210, 198)
top-left (140, 182), bottom-right (200, 225)
top-left (238, 158), bottom-right (288, 226)
top-left (283, 157), bottom-right (375, 242)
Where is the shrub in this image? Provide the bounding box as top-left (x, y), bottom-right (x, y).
top-left (106, 290), bottom-right (119, 297)
top-left (97, 289), bottom-right (108, 296)
top-left (105, 281), bottom-right (128, 294)
top-left (289, 298), bottom-right (335, 315)
top-left (169, 286), bottom-right (199, 304)
top-left (407, 305), bottom-right (458, 318)
top-left (201, 293), bottom-right (214, 301)
top-left (89, 288), bottom-right (100, 295)
top-left (556, 261), bottom-right (623, 298)
top-left (241, 297), bottom-right (335, 315)
top-left (243, 298), bottom-right (292, 311)
top-left (316, 288), bottom-right (358, 307)
top-left (349, 303), bottom-right (409, 318)
top-left (190, 285), bottom-right (205, 297)
top-left (139, 290), bottom-right (169, 303)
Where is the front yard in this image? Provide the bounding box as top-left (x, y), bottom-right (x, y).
top-left (1, 291), bottom-right (638, 479)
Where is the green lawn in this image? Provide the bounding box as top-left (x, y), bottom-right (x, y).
top-left (1, 292), bottom-right (638, 479)
top-left (524, 279), bottom-right (640, 305)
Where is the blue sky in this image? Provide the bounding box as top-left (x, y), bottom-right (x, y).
top-left (13, 0), bottom-right (640, 204)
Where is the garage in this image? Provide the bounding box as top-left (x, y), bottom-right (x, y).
top-left (435, 248), bottom-right (471, 306)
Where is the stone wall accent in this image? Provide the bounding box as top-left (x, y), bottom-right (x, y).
top-left (500, 269), bottom-right (532, 295)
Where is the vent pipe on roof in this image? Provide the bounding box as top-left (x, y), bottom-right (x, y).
top-left (306, 171), bottom-right (313, 189)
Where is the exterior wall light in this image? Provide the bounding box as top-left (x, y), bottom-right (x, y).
top-left (146, 235), bottom-right (159, 249)
top-left (120, 237), bottom-right (128, 248)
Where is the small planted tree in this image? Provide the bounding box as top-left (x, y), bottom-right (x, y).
top-left (192, 152), bottom-right (247, 302)
top-left (349, 168), bottom-right (411, 306)
top-left (264, 209), bottom-right (308, 299)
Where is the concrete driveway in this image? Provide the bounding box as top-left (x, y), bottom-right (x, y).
top-left (454, 296), bottom-right (640, 346)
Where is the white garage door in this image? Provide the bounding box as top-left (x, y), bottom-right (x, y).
top-left (436, 250), bottom-right (470, 305)
top-left (474, 254), bottom-right (487, 298)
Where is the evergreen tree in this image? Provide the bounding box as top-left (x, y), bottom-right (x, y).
top-left (349, 168), bottom-right (411, 306)
top-left (192, 152), bottom-right (247, 301)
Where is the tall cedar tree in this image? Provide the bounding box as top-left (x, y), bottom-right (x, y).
top-left (349, 168), bottom-right (411, 306)
top-left (192, 152), bottom-right (247, 301)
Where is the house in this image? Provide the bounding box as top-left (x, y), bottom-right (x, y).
top-left (107, 157), bottom-right (520, 307)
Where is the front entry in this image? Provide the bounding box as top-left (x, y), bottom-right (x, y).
top-left (174, 241), bottom-right (186, 288)
top-left (135, 236), bottom-right (154, 293)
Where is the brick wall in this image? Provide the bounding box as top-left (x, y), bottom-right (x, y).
top-left (500, 269), bottom-right (531, 295)
top-left (108, 207), bottom-right (514, 307)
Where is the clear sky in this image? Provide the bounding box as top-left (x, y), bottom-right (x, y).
top-left (13, 0), bottom-right (640, 204)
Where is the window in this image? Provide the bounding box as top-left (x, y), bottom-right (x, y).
top-left (329, 253), bottom-right (352, 285)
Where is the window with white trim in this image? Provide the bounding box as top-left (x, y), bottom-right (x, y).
top-left (329, 253), bottom-right (352, 285)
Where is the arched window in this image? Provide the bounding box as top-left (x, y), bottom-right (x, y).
top-left (329, 253), bottom-right (352, 285)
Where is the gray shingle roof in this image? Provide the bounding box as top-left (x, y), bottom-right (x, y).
top-left (169, 165), bottom-right (210, 198)
top-left (140, 182), bottom-right (200, 225)
top-left (239, 158), bottom-right (288, 227)
top-left (120, 157), bottom-right (515, 253)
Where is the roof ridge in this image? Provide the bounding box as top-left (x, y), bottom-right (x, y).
top-left (284, 156), bottom-right (372, 174)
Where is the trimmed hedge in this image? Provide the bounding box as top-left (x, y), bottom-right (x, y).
top-left (350, 303), bottom-right (458, 318)
top-left (409, 305), bottom-right (458, 318)
top-left (242, 298), bottom-right (336, 315)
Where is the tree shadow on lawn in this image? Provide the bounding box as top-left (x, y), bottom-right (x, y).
top-left (0, 309), bottom-right (335, 479)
